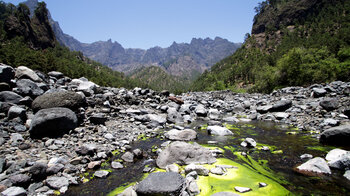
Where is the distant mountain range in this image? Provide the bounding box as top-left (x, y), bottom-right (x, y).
top-left (24, 0), bottom-right (241, 78)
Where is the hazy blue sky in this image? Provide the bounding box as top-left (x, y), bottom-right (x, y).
top-left (4, 0), bottom-right (262, 49)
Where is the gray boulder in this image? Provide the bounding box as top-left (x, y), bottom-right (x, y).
top-left (48, 71), bottom-right (64, 79)
top-left (185, 164), bottom-right (209, 176)
top-left (0, 91), bottom-right (23, 104)
top-left (320, 98), bottom-right (339, 111)
top-left (0, 64), bottom-right (15, 84)
top-left (46, 176), bottom-right (69, 189)
top-left (195, 104), bottom-right (207, 117)
top-left (312, 88), bottom-right (327, 98)
top-left (241, 138), bottom-right (257, 148)
top-left (167, 107), bottom-right (183, 124)
top-left (32, 91), bottom-right (86, 112)
top-left (207, 126), bottom-right (233, 136)
top-left (156, 141), bottom-right (216, 169)
top-left (9, 174), bottom-right (30, 188)
top-left (270, 100), bottom-right (292, 112)
top-left (7, 106), bottom-right (26, 120)
top-left (326, 149), bottom-right (350, 170)
top-left (1, 186), bottom-right (27, 196)
top-left (297, 157), bottom-right (331, 175)
top-left (344, 170), bottom-right (350, 181)
top-left (256, 105), bottom-right (273, 114)
top-left (320, 125), bottom-right (350, 145)
top-left (15, 79), bottom-right (44, 98)
top-left (121, 152), bottom-right (134, 163)
top-left (165, 129), bottom-right (197, 141)
top-left (29, 107), bottom-right (78, 139)
top-left (29, 162), bottom-right (48, 180)
top-left (94, 170), bottom-right (109, 178)
top-left (136, 172), bottom-right (185, 196)
top-left (15, 66), bottom-right (42, 82)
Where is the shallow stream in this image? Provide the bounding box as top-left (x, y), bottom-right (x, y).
top-left (64, 121), bottom-right (350, 196)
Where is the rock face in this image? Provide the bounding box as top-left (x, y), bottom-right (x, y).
top-left (29, 107), bottom-right (78, 138)
top-left (135, 172), bottom-right (185, 196)
top-left (320, 125), bottom-right (350, 145)
top-left (165, 129), bottom-right (197, 141)
top-left (156, 141), bottom-right (216, 169)
top-left (207, 126), bottom-right (233, 136)
top-left (32, 91), bottom-right (86, 112)
top-left (297, 157), bottom-right (331, 175)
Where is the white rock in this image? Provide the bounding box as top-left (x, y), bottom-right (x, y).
top-left (234, 186), bottom-right (251, 193)
top-left (297, 157), bottom-right (331, 174)
top-left (207, 126), bottom-right (233, 136)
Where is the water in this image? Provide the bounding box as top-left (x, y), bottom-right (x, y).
top-left (64, 121), bottom-right (350, 196)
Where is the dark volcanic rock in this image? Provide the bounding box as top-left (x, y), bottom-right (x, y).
top-left (320, 98), bottom-right (339, 111)
top-left (156, 141), bottom-right (216, 169)
top-left (320, 125), bottom-right (350, 145)
top-left (32, 91), bottom-right (86, 112)
top-left (9, 174), bottom-right (31, 188)
top-left (0, 64), bottom-right (15, 84)
top-left (29, 107), bottom-right (78, 138)
top-left (0, 91), bottom-right (23, 104)
top-left (29, 162), bottom-right (48, 180)
top-left (270, 100), bottom-right (292, 112)
top-left (15, 79), bottom-right (44, 98)
top-left (136, 172), bottom-right (185, 196)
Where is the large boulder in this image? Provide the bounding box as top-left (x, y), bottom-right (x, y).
top-left (207, 126), bottom-right (233, 136)
top-left (156, 141), bottom-right (216, 169)
top-left (135, 172), bottom-right (185, 196)
top-left (195, 104), bottom-right (207, 117)
top-left (270, 100), bottom-right (292, 112)
top-left (29, 107), bottom-right (78, 138)
top-left (46, 176), bottom-right (69, 189)
top-left (296, 157), bottom-right (331, 175)
top-left (32, 91), bottom-right (86, 112)
top-left (0, 64), bottom-right (15, 84)
top-left (71, 78), bottom-right (98, 96)
top-left (1, 186), bottom-right (27, 196)
top-left (15, 66), bottom-right (42, 82)
top-left (320, 125), bottom-right (350, 145)
top-left (326, 149), bottom-right (350, 170)
top-left (165, 129), bottom-right (197, 141)
top-left (15, 79), bottom-right (44, 98)
top-left (0, 91), bottom-right (23, 104)
top-left (320, 98), bottom-right (339, 111)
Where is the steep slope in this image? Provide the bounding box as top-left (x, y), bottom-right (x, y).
top-left (192, 0), bottom-right (350, 93)
top-left (0, 1), bottom-right (140, 89)
top-left (129, 66), bottom-right (191, 93)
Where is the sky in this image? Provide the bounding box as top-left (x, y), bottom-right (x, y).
top-left (4, 0), bottom-right (262, 49)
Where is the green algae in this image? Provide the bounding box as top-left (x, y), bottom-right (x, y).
top-left (112, 149), bottom-right (120, 156)
top-left (107, 174), bottom-right (149, 196)
top-left (272, 150), bottom-right (283, 154)
top-left (196, 158), bottom-right (291, 196)
top-left (200, 124), bottom-right (208, 130)
top-left (137, 133), bottom-right (149, 141)
top-left (306, 145), bottom-right (335, 153)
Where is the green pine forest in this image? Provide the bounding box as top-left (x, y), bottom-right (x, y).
top-left (192, 0), bottom-right (350, 93)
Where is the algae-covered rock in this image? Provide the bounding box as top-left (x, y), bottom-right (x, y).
top-left (156, 141), bottom-right (216, 169)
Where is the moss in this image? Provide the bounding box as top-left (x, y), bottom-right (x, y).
top-left (101, 162), bottom-right (110, 167)
top-left (223, 123), bottom-right (240, 130)
top-left (82, 178), bottom-right (89, 183)
top-left (54, 190), bottom-right (61, 195)
top-left (196, 158), bottom-right (291, 196)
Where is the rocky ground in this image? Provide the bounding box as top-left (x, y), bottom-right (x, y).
top-left (0, 63), bottom-right (350, 196)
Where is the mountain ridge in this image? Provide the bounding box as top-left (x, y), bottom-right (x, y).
top-left (23, 0), bottom-right (241, 77)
